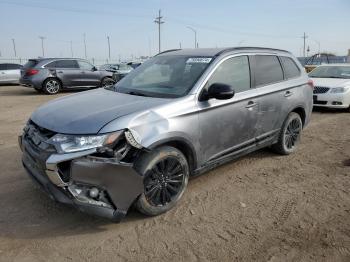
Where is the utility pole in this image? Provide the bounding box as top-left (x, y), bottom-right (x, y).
top-left (187, 26), bottom-right (197, 48)
top-left (83, 33), bottom-right (87, 59)
top-left (39, 36), bottom-right (45, 57)
top-left (107, 36), bottom-right (111, 60)
top-left (179, 42), bottom-right (182, 49)
top-left (70, 40), bottom-right (73, 57)
top-left (12, 38), bottom-right (17, 57)
top-left (301, 32), bottom-right (308, 57)
top-left (154, 9), bottom-right (164, 53)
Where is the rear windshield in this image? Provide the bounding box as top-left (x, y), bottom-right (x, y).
top-left (23, 60), bottom-right (38, 69)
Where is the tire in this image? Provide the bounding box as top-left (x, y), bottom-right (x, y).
top-left (101, 77), bottom-right (115, 87)
top-left (135, 146), bottom-right (189, 216)
top-left (272, 112), bottom-right (303, 155)
top-left (43, 78), bottom-right (61, 95)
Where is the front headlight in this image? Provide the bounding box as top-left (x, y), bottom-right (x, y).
top-left (49, 131), bottom-right (122, 153)
top-left (330, 87), bottom-right (348, 93)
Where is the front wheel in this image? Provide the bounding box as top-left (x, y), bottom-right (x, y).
top-left (135, 146), bottom-right (189, 216)
top-left (101, 77), bottom-right (115, 87)
top-left (272, 112), bottom-right (303, 155)
top-left (43, 78), bottom-right (61, 94)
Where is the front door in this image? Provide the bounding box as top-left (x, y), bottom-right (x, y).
top-left (197, 55), bottom-right (259, 164)
top-left (77, 60), bottom-right (101, 87)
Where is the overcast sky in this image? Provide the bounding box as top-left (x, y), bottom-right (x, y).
top-left (0, 0), bottom-right (349, 60)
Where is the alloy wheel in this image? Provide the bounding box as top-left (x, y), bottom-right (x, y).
top-left (144, 157), bottom-right (185, 207)
top-left (45, 80), bottom-right (60, 94)
top-left (284, 118), bottom-right (301, 150)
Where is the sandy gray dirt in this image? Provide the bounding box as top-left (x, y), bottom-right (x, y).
top-left (0, 85), bottom-right (349, 262)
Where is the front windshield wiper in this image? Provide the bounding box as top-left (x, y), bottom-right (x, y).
top-left (125, 91), bottom-right (150, 97)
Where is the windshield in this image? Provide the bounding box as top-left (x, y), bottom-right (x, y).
top-left (309, 66), bottom-right (350, 79)
top-left (111, 55), bottom-right (213, 98)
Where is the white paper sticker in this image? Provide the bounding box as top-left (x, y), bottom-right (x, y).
top-left (186, 57), bottom-right (212, 64)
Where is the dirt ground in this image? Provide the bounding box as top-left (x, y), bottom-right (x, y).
top-left (0, 85), bottom-right (349, 262)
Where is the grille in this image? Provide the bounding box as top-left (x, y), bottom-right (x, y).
top-left (314, 86), bottom-right (330, 94)
top-left (23, 121), bottom-right (56, 152)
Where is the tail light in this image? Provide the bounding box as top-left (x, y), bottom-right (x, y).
top-left (307, 79), bottom-right (314, 90)
top-left (26, 69), bottom-right (39, 76)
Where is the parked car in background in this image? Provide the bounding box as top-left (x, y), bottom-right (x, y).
top-left (0, 63), bottom-right (22, 84)
top-left (309, 64), bottom-right (350, 110)
top-left (20, 58), bottom-right (114, 94)
top-left (99, 63), bottom-right (133, 82)
top-left (19, 47), bottom-right (313, 221)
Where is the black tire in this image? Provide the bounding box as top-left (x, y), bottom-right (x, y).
top-left (272, 112), bottom-right (303, 155)
top-left (135, 146), bottom-right (189, 216)
top-left (43, 78), bottom-right (61, 95)
top-left (101, 77), bottom-right (115, 87)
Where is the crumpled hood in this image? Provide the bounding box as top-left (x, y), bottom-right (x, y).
top-left (31, 88), bottom-right (169, 134)
top-left (311, 78), bottom-right (350, 88)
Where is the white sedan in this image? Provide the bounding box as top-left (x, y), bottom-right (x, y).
top-left (309, 64), bottom-right (350, 110)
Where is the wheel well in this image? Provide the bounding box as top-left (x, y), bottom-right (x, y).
top-left (42, 77), bottom-right (62, 88)
top-left (291, 107), bottom-right (306, 126)
top-left (155, 140), bottom-right (196, 175)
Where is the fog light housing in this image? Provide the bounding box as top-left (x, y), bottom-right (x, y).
top-left (332, 101), bottom-right (343, 105)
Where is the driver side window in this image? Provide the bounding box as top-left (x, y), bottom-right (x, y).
top-left (78, 60), bottom-right (94, 70)
top-left (207, 56), bottom-right (251, 93)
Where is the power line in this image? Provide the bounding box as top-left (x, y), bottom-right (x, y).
top-left (154, 9), bottom-right (164, 53)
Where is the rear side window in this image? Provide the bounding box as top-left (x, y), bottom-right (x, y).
top-left (23, 60), bottom-right (38, 69)
top-left (54, 60), bottom-right (79, 69)
top-left (207, 56), bottom-right (251, 93)
top-left (0, 64), bottom-right (7, 70)
top-left (280, 56), bottom-right (300, 79)
top-left (254, 55), bottom-right (284, 86)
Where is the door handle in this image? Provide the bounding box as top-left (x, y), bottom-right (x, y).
top-left (57, 71), bottom-right (63, 73)
top-left (245, 101), bottom-right (257, 108)
top-left (81, 71), bottom-right (86, 74)
top-left (284, 90), bottom-right (293, 97)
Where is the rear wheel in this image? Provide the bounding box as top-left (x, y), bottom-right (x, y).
top-left (135, 146), bottom-right (189, 216)
top-left (43, 78), bottom-right (61, 94)
top-left (272, 112), bottom-right (302, 155)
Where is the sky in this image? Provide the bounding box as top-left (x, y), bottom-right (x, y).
top-left (0, 0), bottom-right (349, 61)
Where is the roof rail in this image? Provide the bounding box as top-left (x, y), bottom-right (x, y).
top-left (215, 47), bottom-right (290, 57)
top-left (156, 49), bottom-right (182, 56)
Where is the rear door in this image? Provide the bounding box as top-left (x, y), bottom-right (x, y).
top-left (250, 55), bottom-right (290, 140)
top-left (77, 60), bottom-right (101, 87)
top-left (49, 60), bottom-right (81, 87)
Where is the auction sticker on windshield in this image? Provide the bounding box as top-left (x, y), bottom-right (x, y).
top-left (186, 57), bottom-right (212, 63)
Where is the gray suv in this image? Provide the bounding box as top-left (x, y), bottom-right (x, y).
top-left (20, 58), bottom-right (114, 94)
top-left (19, 47), bottom-right (313, 221)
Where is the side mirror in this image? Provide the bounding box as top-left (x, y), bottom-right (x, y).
top-left (92, 66), bottom-right (98, 71)
top-left (202, 83), bottom-right (235, 101)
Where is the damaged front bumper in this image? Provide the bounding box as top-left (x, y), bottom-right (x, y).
top-left (19, 135), bottom-right (143, 222)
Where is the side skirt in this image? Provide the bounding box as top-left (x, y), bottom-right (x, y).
top-left (193, 130), bottom-right (279, 177)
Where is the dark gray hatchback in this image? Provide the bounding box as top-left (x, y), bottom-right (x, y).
top-left (20, 58), bottom-right (114, 94)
